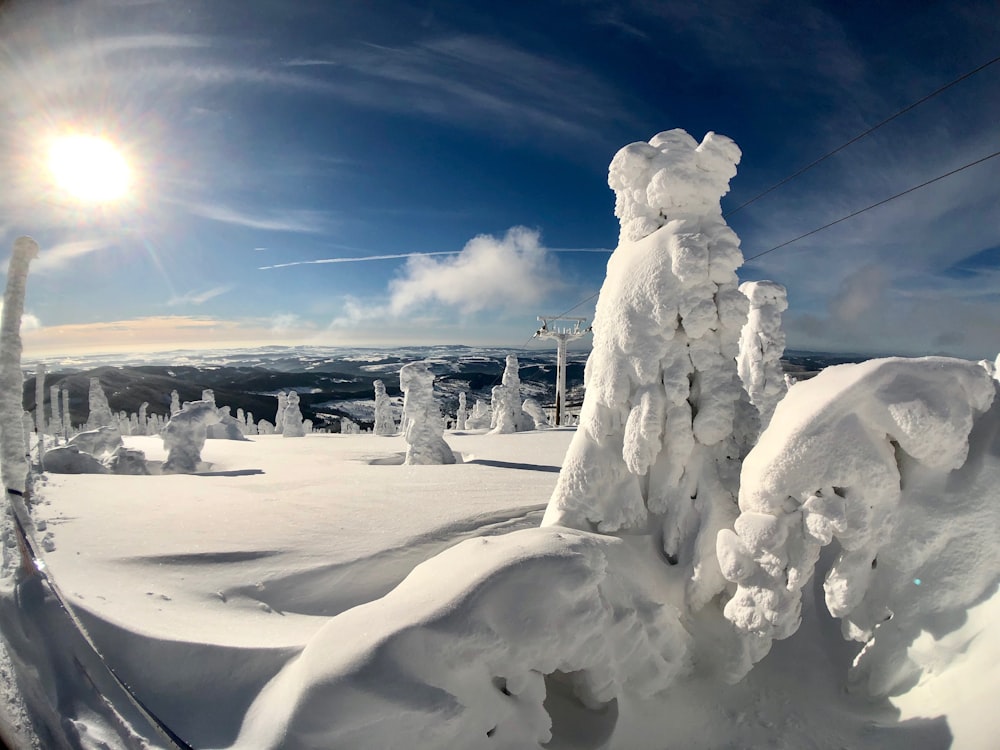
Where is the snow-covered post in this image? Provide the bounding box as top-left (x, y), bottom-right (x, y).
top-left (542, 130), bottom-right (748, 610)
top-left (373, 380), bottom-right (395, 436)
top-left (400, 362), bottom-right (455, 465)
top-left (0, 237), bottom-right (38, 576)
top-left (49, 384), bottom-right (60, 444)
top-left (456, 391), bottom-right (467, 430)
top-left (737, 281), bottom-right (788, 431)
top-left (34, 364), bottom-right (46, 466)
top-left (87, 377), bottom-right (115, 430)
top-left (492, 355), bottom-right (522, 434)
top-left (61, 386), bottom-right (71, 440)
top-left (282, 391), bottom-right (305, 437)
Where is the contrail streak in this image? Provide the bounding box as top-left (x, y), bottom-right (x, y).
top-left (258, 248), bottom-right (612, 270)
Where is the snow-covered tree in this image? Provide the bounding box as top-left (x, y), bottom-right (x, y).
top-left (282, 391), bottom-right (306, 438)
top-left (373, 380), bottom-right (395, 436)
top-left (456, 391), bottom-right (467, 430)
top-left (161, 400), bottom-right (221, 474)
top-left (491, 355), bottom-right (522, 434)
top-left (400, 361), bottom-right (455, 465)
top-left (49, 384), bottom-right (61, 441)
top-left (61, 386), bottom-right (71, 439)
top-left (543, 129), bottom-right (749, 610)
top-left (721, 357), bottom-right (997, 685)
top-left (737, 280), bottom-right (788, 430)
top-left (275, 392), bottom-right (287, 433)
top-left (466, 399), bottom-right (491, 429)
top-left (87, 377), bottom-right (115, 430)
top-left (170, 390), bottom-right (181, 416)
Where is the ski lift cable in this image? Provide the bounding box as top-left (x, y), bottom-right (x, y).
top-left (724, 52), bottom-right (1000, 218)
top-left (744, 147), bottom-right (1000, 263)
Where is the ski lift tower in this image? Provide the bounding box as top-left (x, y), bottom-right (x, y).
top-left (533, 316), bottom-right (591, 426)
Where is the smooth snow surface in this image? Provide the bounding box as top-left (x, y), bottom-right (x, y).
top-left (31, 430), bottom-right (573, 748)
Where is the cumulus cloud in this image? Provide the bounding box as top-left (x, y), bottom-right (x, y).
top-left (389, 226), bottom-right (556, 314)
top-left (0, 300), bottom-right (41, 331)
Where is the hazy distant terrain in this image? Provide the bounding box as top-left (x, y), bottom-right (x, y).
top-left (24, 345), bottom-right (858, 431)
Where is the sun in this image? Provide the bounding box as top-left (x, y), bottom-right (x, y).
top-left (47, 134), bottom-right (131, 203)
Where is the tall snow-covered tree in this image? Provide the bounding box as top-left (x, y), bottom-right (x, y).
top-left (737, 280), bottom-right (788, 431)
top-left (373, 380), bottom-right (396, 436)
top-left (543, 129), bottom-right (749, 610)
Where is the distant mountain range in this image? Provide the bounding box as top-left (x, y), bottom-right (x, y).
top-left (23, 345), bottom-right (863, 431)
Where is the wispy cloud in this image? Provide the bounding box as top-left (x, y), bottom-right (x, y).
top-left (167, 285), bottom-right (234, 306)
top-left (179, 201), bottom-right (330, 233)
top-left (32, 238), bottom-right (116, 272)
top-left (0, 300), bottom-right (41, 332)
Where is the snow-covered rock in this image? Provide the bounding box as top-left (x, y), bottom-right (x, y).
top-left (43, 444), bottom-right (109, 474)
top-left (68, 426), bottom-right (122, 458)
top-left (400, 361), bottom-right (454, 465)
top-left (521, 398), bottom-right (550, 430)
top-left (543, 128), bottom-right (748, 610)
top-left (105, 446), bottom-right (150, 475)
top-left (737, 280), bottom-right (788, 430)
top-left (161, 400), bottom-right (221, 474)
top-left (721, 356), bottom-right (998, 687)
top-left (373, 380), bottom-right (395, 436)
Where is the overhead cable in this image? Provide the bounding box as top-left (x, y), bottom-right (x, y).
top-left (744, 148), bottom-right (1000, 262)
top-left (725, 53), bottom-right (1000, 218)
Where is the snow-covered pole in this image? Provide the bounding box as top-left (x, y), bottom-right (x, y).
top-left (0, 236), bottom-right (38, 496)
top-left (34, 363), bottom-right (45, 468)
top-left (0, 237), bottom-right (38, 578)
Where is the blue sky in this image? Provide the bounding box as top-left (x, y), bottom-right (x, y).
top-left (1, 0), bottom-right (998, 358)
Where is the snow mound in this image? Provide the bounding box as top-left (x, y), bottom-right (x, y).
top-left (721, 356), bottom-right (999, 688)
top-left (230, 527), bottom-right (691, 750)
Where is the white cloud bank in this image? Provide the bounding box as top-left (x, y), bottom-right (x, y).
top-left (389, 226), bottom-right (556, 314)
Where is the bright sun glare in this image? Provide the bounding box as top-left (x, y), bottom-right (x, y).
top-left (47, 134), bottom-right (131, 203)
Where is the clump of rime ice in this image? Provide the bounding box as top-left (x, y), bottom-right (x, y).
top-left (86, 377), bottom-right (116, 430)
top-left (491, 355), bottom-right (523, 434)
top-left (400, 362), bottom-right (455, 465)
top-left (373, 380), bottom-right (396, 436)
top-left (543, 129), bottom-right (748, 610)
top-left (737, 281), bottom-right (788, 430)
top-left (719, 357), bottom-right (998, 686)
top-left (161, 400), bottom-right (221, 474)
top-left (282, 392), bottom-right (306, 438)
